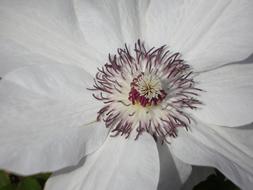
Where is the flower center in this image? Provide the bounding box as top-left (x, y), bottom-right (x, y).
top-left (89, 40), bottom-right (202, 143)
top-left (129, 72), bottom-right (167, 107)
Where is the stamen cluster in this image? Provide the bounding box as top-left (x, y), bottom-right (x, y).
top-left (129, 72), bottom-right (167, 107)
top-left (89, 40), bottom-right (202, 142)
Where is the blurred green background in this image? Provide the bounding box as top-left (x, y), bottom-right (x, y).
top-left (0, 171), bottom-right (49, 190)
top-left (0, 169), bottom-right (239, 190)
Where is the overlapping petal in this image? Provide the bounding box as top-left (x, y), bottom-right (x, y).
top-left (0, 63), bottom-right (108, 175)
top-left (181, 167), bottom-right (214, 190)
top-left (144, 0), bottom-right (253, 71)
top-left (171, 120), bottom-right (253, 190)
top-left (74, 0), bottom-right (149, 60)
top-left (157, 143), bottom-right (192, 190)
top-left (0, 0), bottom-right (101, 75)
top-left (45, 134), bottom-right (159, 190)
top-left (191, 63), bottom-right (253, 127)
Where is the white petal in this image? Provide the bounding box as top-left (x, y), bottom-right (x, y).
top-left (0, 38), bottom-right (30, 76)
top-left (182, 167), bottom-right (215, 190)
top-left (0, 63), bottom-right (108, 175)
top-left (45, 134), bottom-right (159, 190)
top-left (158, 143), bottom-right (192, 190)
top-left (0, 0), bottom-right (100, 75)
top-left (192, 63), bottom-right (253, 127)
top-left (74, 0), bottom-right (149, 58)
top-left (144, 0), bottom-right (253, 71)
top-left (171, 121), bottom-right (253, 190)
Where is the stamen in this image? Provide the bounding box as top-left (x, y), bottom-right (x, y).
top-left (89, 40), bottom-right (202, 142)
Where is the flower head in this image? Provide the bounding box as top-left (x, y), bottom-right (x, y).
top-left (90, 40), bottom-right (202, 142)
top-left (0, 1), bottom-right (253, 190)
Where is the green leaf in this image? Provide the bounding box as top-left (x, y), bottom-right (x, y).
top-left (33, 173), bottom-right (51, 181)
top-left (0, 184), bottom-right (16, 190)
top-left (33, 173), bottom-right (51, 188)
top-left (0, 171), bottom-right (10, 188)
top-left (17, 177), bottom-right (42, 190)
top-left (9, 174), bottom-right (20, 184)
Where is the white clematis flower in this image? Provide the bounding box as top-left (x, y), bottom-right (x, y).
top-left (0, 0), bottom-right (253, 190)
